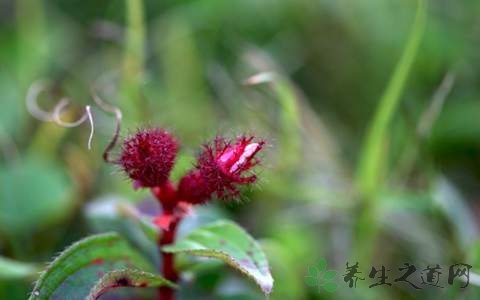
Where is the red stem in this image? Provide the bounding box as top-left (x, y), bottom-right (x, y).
top-left (158, 216), bottom-right (179, 300)
top-left (154, 182), bottom-right (181, 300)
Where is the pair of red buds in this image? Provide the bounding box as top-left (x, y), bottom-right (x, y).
top-left (118, 128), bottom-right (265, 208)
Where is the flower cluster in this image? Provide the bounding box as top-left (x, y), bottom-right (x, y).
top-left (118, 128), bottom-right (265, 229)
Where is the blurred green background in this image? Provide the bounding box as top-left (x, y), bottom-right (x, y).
top-left (1, 0), bottom-right (480, 299)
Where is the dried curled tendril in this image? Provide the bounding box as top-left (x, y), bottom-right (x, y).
top-left (26, 80), bottom-right (122, 162)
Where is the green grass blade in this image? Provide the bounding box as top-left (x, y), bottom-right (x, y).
top-left (356, 0), bottom-right (427, 198)
top-left (0, 256), bottom-right (39, 280)
top-left (354, 0), bottom-right (427, 264)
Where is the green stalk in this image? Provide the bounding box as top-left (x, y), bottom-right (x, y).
top-left (16, 0), bottom-right (47, 88)
top-left (122, 0), bottom-right (146, 123)
top-left (354, 0), bottom-right (427, 262)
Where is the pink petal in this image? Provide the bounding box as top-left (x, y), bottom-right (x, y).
top-left (153, 214), bottom-right (174, 230)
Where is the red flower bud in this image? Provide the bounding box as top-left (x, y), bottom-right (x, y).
top-left (177, 170), bottom-right (211, 204)
top-left (187, 136), bottom-right (265, 201)
top-left (119, 128), bottom-right (178, 188)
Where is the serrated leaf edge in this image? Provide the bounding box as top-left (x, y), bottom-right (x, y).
top-left (29, 232), bottom-right (150, 300)
top-left (162, 220), bottom-right (274, 295)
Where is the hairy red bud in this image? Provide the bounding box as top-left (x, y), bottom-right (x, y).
top-left (119, 128), bottom-right (178, 188)
top-left (181, 136), bottom-right (265, 202)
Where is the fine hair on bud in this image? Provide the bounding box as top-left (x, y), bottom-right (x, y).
top-left (118, 128), bottom-right (178, 188)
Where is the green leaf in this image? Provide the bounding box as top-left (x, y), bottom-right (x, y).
top-left (86, 269), bottom-right (175, 300)
top-left (304, 276), bottom-right (317, 286)
top-left (322, 270), bottom-right (337, 281)
top-left (163, 220), bottom-right (274, 295)
top-left (0, 158), bottom-right (73, 236)
top-left (0, 256), bottom-right (39, 280)
top-left (323, 281), bottom-right (339, 292)
top-left (317, 258), bottom-right (327, 272)
top-left (308, 266), bottom-right (318, 277)
top-left (86, 197), bottom-right (159, 241)
top-left (85, 197), bottom-right (160, 265)
top-left (29, 232), bottom-right (153, 300)
top-left (116, 201), bottom-right (159, 242)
